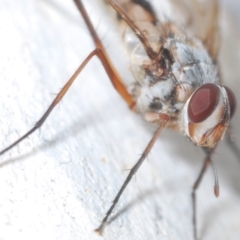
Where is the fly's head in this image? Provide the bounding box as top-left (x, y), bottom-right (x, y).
top-left (181, 83), bottom-right (236, 148)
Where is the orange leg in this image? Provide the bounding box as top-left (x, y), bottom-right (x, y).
top-left (0, 0), bottom-right (135, 156)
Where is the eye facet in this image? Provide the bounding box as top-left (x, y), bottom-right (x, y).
top-left (223, 86), bottom-right (237, 118)
top-left (188, 84), bottom-right (219, 123)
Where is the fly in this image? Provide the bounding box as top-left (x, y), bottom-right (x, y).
top-left (0, 0), bottom-right (238, 239)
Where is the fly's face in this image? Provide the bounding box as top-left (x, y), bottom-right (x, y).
top-left (181, 83), bottom-right (236, 147)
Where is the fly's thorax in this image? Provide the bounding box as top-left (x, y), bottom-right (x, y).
top-left (167, 38), bottom-right (219, 86)
top-left (130, 34), bottom-right (219, 130)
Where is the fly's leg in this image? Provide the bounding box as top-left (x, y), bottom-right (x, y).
top-left (192, 148), bottom-right (219, 240)
top-left (226, 125), bottom-right (240, 161)
top-left (105, 0), bottom-right (159, 61)
top-left (0, 1), bottom-right (135, 156)
top-left (192, 157), bottom-right (210, 240)
top-left (95, 113), bottom-right (169, 234)
top-left (73, 0), bottom-right (135, 108)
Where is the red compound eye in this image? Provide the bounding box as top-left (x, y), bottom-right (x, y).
top-left (188, 84), bottom-right (219, 123)
top-left (223, 86), bottom-right (237, 118)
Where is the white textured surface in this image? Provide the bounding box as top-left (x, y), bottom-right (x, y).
top-left (0, 1), bottom-right (240, 240)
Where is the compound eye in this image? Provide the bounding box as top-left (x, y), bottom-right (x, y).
top-left (223, 86), bottom-right (237, 118)
top-left (188, 84), bottom-right (219, 123)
